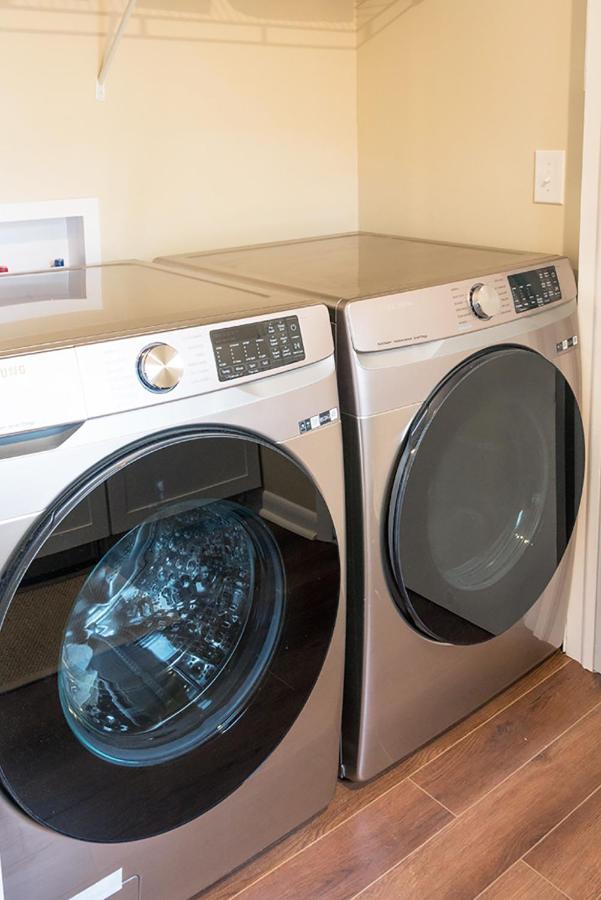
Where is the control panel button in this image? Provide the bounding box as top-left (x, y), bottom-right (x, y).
top-left (469, 283), bottom-right (502, 320)
top-left (210, 315), bottom-right (306, 382)
top-left (137, 343), bottom-right (184, 393)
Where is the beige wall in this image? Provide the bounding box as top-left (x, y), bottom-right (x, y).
top-left (0, 1), bottom-right (358, 262)
top-left (0, 1), bottom-right (587, 266)
top-left (357, 0), bottom-right (586, 266)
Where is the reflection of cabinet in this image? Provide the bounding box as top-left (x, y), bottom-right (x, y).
top-left (40, 486), bottom-right (110, 557)
top-left (108, 439), bottom-right (262, 533)
top-left (44, 439), bottom-right (262, 555)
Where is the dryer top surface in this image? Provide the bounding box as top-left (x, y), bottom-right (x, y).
top-left (0, 261), bottom-right (316, 358)
top-left (158, 232), bottom-right (557, 304)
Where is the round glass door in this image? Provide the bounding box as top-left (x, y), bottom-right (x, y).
top-left (387, 347), bottom-right (584, 645)
top-left (58, 500), bottom-right (284, 768)
top-left (0, 429), bottom-right (340, 842)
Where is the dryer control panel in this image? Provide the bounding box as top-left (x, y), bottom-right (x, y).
top-left (508, 265), bottom-right (562, 313)
top-left (346, 256), bottom-right (576, 352)
top-left (210, 315), bottom-right (305, 382)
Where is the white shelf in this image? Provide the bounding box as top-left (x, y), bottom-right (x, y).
top-left (97, 0), bottom-right (139, 100)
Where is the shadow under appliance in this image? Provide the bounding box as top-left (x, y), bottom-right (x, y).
top-left (157, 233), bottom-right (585, 781)
top-left (0, 262), bottom-right (345, 898)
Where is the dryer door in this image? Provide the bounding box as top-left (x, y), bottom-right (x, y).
top-left (387, 347), bottom-right (584, 645)
top-left (0, 429), bottom-right (340, 842)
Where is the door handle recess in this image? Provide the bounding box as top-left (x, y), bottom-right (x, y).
top-left (0, 422), bottom-right (84, 460)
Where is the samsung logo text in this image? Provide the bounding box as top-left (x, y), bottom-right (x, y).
top-left (0, 365), bottom-right (26, 379)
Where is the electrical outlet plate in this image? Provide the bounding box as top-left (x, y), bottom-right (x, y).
top-left (534, 150), bottom-right (566, 204)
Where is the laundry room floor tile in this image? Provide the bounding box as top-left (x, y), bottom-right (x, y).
top-left (477, 861), bottom-right (567, 899)
top-left (231, 779), bottom-right (452, 900)
top-left (412, 660), bottom-right (601, 814)
top-left (199, 653), bottom-right (601, 900)
top-left (525, 785), bottom-right (601, 899)
top-left (357, 702), bottom-right (601, 899)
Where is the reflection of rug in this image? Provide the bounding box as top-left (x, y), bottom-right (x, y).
top-left (0, 574), bottom-right (85, 693)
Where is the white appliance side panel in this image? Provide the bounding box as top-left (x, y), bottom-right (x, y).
top-left (0, 348), bottom-right (86, 437)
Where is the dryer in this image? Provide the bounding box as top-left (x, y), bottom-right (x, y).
top-left (157, 233), bottom-right (585, 782)
top-left (0, 262), bottom-right (345, 897)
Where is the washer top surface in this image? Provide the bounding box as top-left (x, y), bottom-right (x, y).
top-left (0, 261), bottom-right (313, 358)
top-left (159, 232), bottom-right (557, 304)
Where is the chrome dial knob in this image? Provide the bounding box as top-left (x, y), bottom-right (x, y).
top-left (469, 283), bottom-right (502, 320)
top-left (137, 343), bottom-right (183, 393)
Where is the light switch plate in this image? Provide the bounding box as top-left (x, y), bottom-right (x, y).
top-left (534, 150), bottom-right (566, 204)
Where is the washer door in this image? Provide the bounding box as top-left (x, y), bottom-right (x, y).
top-left (0, 429), bottom-right (340, 842)
top-left (387, 347), bottom-right (584, 645)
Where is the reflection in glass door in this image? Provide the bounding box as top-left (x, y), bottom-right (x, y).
top-left (59, 500), bottom-right (285, 767)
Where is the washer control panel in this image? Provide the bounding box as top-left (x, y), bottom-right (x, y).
top-left (210, 315), bottom-right (305, 382)
top-left (508, 265), bottom-right (562, 313)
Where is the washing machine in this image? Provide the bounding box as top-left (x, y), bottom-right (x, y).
top-left (0, 261), bottom-right (345, 898)
top-left (157, 232), bottom-right (586, 781)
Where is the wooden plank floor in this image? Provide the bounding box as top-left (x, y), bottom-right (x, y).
top-left (200, 654), bottom-right (601, 899)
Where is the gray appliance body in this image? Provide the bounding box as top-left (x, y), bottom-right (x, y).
top-left (158, 233), bottom-right (584, 782)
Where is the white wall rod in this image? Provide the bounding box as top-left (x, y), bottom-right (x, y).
top-left (96, 0), bottom-right (139, 101)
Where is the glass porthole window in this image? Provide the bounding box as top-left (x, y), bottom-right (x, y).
top-left (387, 348), bottom-right (585, 645)
top-left (0, 430), bottom-right (340, 842)
top-left (58, 501), bottom-right (284, 767)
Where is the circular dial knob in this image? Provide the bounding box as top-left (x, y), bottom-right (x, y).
top-left (469, 283), bottom-right (502, 320)
top-left (137, 343), bottom-right (183, 393)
